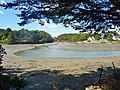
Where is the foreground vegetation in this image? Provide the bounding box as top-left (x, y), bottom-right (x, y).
top-left (57, 31), bottom-right (120, 42)
top-left (0, 28), bottom-right (54, 44)
top-left (0, 45), bottom-right (26, 90)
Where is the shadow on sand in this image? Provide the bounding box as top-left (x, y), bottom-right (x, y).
top-left (4, 66), bottom-right (120, 90)
top-left (15, 66), bottom-right (119, 90)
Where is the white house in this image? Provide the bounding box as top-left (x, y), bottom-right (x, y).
top-left (87, 36), bottom-right (95, 42)
top-left (108, 25), bottom-right (120, 34)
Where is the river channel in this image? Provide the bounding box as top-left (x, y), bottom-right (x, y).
top-left (15, 43), bottom-right (120, 58)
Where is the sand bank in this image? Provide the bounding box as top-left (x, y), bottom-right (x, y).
top-left (2, 43), bottom-right (120, 90)
top-left (2, 43), bottom-right (120, 75)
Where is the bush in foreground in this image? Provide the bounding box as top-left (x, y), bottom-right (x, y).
top-left (0, 45), bottom-right (26, 90)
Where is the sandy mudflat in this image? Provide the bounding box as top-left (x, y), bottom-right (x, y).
top-left (2, 43), bottom-right (120, 75)
top-left (2, 43), bottom-right (120, 89)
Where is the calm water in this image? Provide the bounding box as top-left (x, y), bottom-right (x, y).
top-left (15, 43), bottom-right (120, 58)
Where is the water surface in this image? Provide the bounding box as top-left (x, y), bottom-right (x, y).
top-left (15, 43), bottom-right (120, 58)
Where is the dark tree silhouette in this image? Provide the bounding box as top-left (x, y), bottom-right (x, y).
top-left (0, 45), bottom-right (26, 89)
top-left (0, 45), bottom-right (6, 74)
top-left (0, 0), bottom-right (120, 32)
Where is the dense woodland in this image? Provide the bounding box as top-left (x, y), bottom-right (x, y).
top-left (1, 28), bottom-right (119, 44)
top-left (57, 31), bottom-right (120, 42)
top-left (0, 28), bottom-right (54, 44)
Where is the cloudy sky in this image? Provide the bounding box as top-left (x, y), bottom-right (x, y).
top-left (0, 0), bottom-right (79, 37)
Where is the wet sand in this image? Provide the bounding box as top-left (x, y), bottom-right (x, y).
top-left (2, 43), bottom-right (120, 89)
top-left (2, 43), bottom-right (120, 75)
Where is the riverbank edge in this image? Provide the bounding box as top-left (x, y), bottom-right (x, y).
top-left (3, 43), bottom-right (120, 71)
top-left (2, 43), bottom-right (120, 90)
top-left (2, 43), bottom-right (50, 57)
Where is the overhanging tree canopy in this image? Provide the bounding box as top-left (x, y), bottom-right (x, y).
top-left (0, 0), bottom-right (120, 32)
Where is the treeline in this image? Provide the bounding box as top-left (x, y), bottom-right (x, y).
top-left (0, 28), bottom-right (54, 44)
top-left (56, 33), bottom-right (99, 42)
top-left (56, 32), bottom-right (119, 42)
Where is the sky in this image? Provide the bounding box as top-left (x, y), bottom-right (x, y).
top-left (0, 0), bottom-right (79, 37)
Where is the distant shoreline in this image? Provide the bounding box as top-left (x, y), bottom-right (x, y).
top-left (48, 42), bottom-right (120, 51)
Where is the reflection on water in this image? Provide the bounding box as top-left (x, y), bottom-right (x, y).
top-left (15, 44), bottom-right (120, 58)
